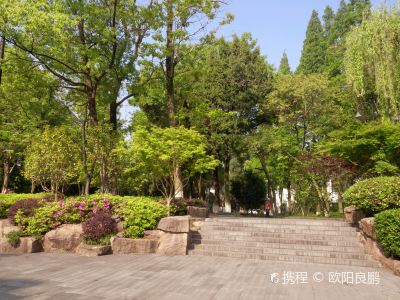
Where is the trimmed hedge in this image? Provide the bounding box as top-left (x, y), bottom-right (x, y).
top-left (375, 209), bottom-right (400, 258)
top-left (344, 177), bottom-right (400, 214)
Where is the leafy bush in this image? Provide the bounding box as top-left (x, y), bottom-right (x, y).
top-left (0, 193), bottom-right (50, 219)
top-left (344, 177), bottom-right (400, 214)
top-left (120, 198), bottom-right (167, 238)
top-left (374, 209), bottom-right (400, 258)
top-left (15, 206), bottom-right (57, 237)
top-left (7, 199), bottom-right (41, 225)
top-left (82, 211), bottom-right (116, 244)
top-left (231, 170), bottom-right (267, 210)
top-left (6, 230), bottom-right (22, 248)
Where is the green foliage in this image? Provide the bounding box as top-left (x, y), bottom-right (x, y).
top-left (6, 230), bottom-right (22, 248)
top-left (277, 51), bottom-right (291, 75)
top-left (322, 122), bottom-right (400, 176)
top-left (120, 198), bottom-right (167, 239)
top-left (84, 234), bottom-right (114, 246)
top-left (343, 177), bottom-right (400, 214)
top-left (231, 170), bottom-right (266, 210)
top-left (345, 6), bottom-right (400, 120)
top-left (374, 209), bottom-right (400, 258)
top-left (297, 10), bottom-right (326, 74)
top-left (24, 127), bottom-right (81, 195)
top-left (130, 126), bottom-right (219, 199)
top-left (0, 193), bottom-right (50, 219)
top-left (15, 206), bottom-right (56, 237)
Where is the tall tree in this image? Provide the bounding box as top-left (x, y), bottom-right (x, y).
top-left (322, 6), bottom-right (335, 36)
top-left (345, 7), bottom-right (400, 121)
top-left (297, 10), bottom-right (326, 74)
top-left (277, 51), bottom-right (291, 75)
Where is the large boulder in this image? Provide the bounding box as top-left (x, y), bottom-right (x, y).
top-left (156, 232), bottom-right (188, 256)
top-left (43, 224), bottom-right (83, 253)
top-left (111, 237), bottom-right (158, 254)
top-left (0, 237), bottom-right (43, 254)
top-left (157, 216), bottom-right (189, 233)
top-left (359, 217), bottom-right (376, 239)
top-left (187, 206), bottom-right (208, 219)
top-left (344, 206), bottom-right (365, 226)
top-left (0, 219), bottom-right (19, 238)
top-left (156, 216), bottom-right (190, 256)
top-left (75, 242), bottom-right (112, 257)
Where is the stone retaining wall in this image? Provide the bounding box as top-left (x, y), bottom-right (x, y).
top-left (358, 217), bottom-right (400, 276)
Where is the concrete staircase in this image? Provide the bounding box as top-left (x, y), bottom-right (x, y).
top-left (188, 217), bottom-right (380, 267)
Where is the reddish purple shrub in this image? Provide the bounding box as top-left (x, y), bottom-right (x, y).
top-left (82, 212), bottom-right (116, 241)
top-left (7, 199), bottom-right (41, 225)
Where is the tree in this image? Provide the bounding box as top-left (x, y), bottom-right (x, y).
top-left (198, 34), bottom-right (273, 212)
top-left (322, 6), bottom-right (335, 36)
top-left (345, 7), bottom-right (400, 121)
top-left (277, 51), bottom-right (291, 75)
top-left (130, 126), bottom-right (218, 212)
top-left (231, 170), bottom-right (266, 211)
top-left (297, 10), bottom-right (326, 74)
top-left (157, 0), bottom-right (228, 198)
top-left (24, 127), bottom-right (81, 199)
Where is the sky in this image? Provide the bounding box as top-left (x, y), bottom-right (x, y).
top-left (121, 0), bottom-right (396, 121)
top-left (217, 0), bottom-right (395, 71)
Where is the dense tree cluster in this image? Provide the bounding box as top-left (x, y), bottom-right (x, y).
top-left (0, 0), bottom-right (398, 216)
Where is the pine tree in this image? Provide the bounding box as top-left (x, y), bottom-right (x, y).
top-left (325, 0), bottom-right (371, 77)
top-left (322, 6), bottom-right (335, 38)
top-left (297, 10), bottom-right (326, 74)
top-left (277, 51), bottom-right (291, 75)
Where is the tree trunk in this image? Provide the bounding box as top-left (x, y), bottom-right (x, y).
top-left (173, 163), bottom-right (183, 199)
top-left (109, 100), bottom-right (118, 131)
top-left (258, 152), bottom-right (277, 214)
top-left (31, 180), bottom-right (36, 194)
top-left (287, 179), bottom-right (292, 212)
top-left (214, 167), bottom-right (221, 207)
top-left (1, 155), bottom-right (10, 194)
top-left (0, 34), bottom-right (5, 84)
top-left (223, 158), bottom-right (231, 213)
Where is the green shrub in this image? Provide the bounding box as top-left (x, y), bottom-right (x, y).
top-left (0, 193), bottom-right (50, 218)
top-left (6, 230), bottom-right (22, 248)
top-left (343, 177), bottom-right (400, 214)
top-left (375, 209), bottom-right (400, 258)
top-left (15, 206), bottom-right (57, 237)
top-left (120, 197), bottom-right (167, 238)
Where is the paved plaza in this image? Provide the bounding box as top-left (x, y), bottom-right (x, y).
top-left (0, 253), bottom-right (399, 300)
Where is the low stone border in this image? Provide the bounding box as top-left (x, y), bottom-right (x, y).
top-left (358, 217), bottom-right (400, 276)
top-left (75, 243), bottom-right (112, 257)
top-left (111, 236), bottom-right (158, 254)
top-left (344, 206), bottom-right (365, 226)
top-left (0, 237), bottom-right (43, 254)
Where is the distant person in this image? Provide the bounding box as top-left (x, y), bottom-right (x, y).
top-left (264, 197), bottom-right (271, 217)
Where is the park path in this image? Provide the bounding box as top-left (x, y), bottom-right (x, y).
top-left (0, 252), bottom-right (399, 300)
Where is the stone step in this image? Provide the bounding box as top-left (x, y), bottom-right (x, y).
top-left (200, 225), bottom-right (357, 235)
top-left (188, 250), bottom-right (379, 268)
top-left (192, 231), bottom-right (358, 242)
top-left (205, 218), bottom-right (347, 227)
top-left (189, 238), bottom-right (364, 252)
top-left (203, 222), bottom-right (356, 232)
top-left (189, 243), bottom-right (368, 259)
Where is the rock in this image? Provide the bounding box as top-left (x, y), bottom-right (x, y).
top-left (43, 224), bottom-right (83, 253)
top-left (359, 217), bottom-right (376, 239)
top-left (187, 206), bottom-right (208, 219)
top-left (111, 237), bottom-right (158, 254)
top-left (156, 232), bottom-right (188, 256)
top-left (157, 216), bottom-right (189, 233)
top-left (75, 242), bottom-right (111, 257)
top-left (0, 219), bottom-right (19, 238)
top-left (0, 237), bottom-right (43, 254)
top-left (344, 206), bottom-right (365, 226)
top-left (116, 220), bottom-right (124, 233)
top-left (144, 230), bottom-right (162, 239)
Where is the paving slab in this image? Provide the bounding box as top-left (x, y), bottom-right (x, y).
top-left (0, 253), bottom-right (398, 300)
